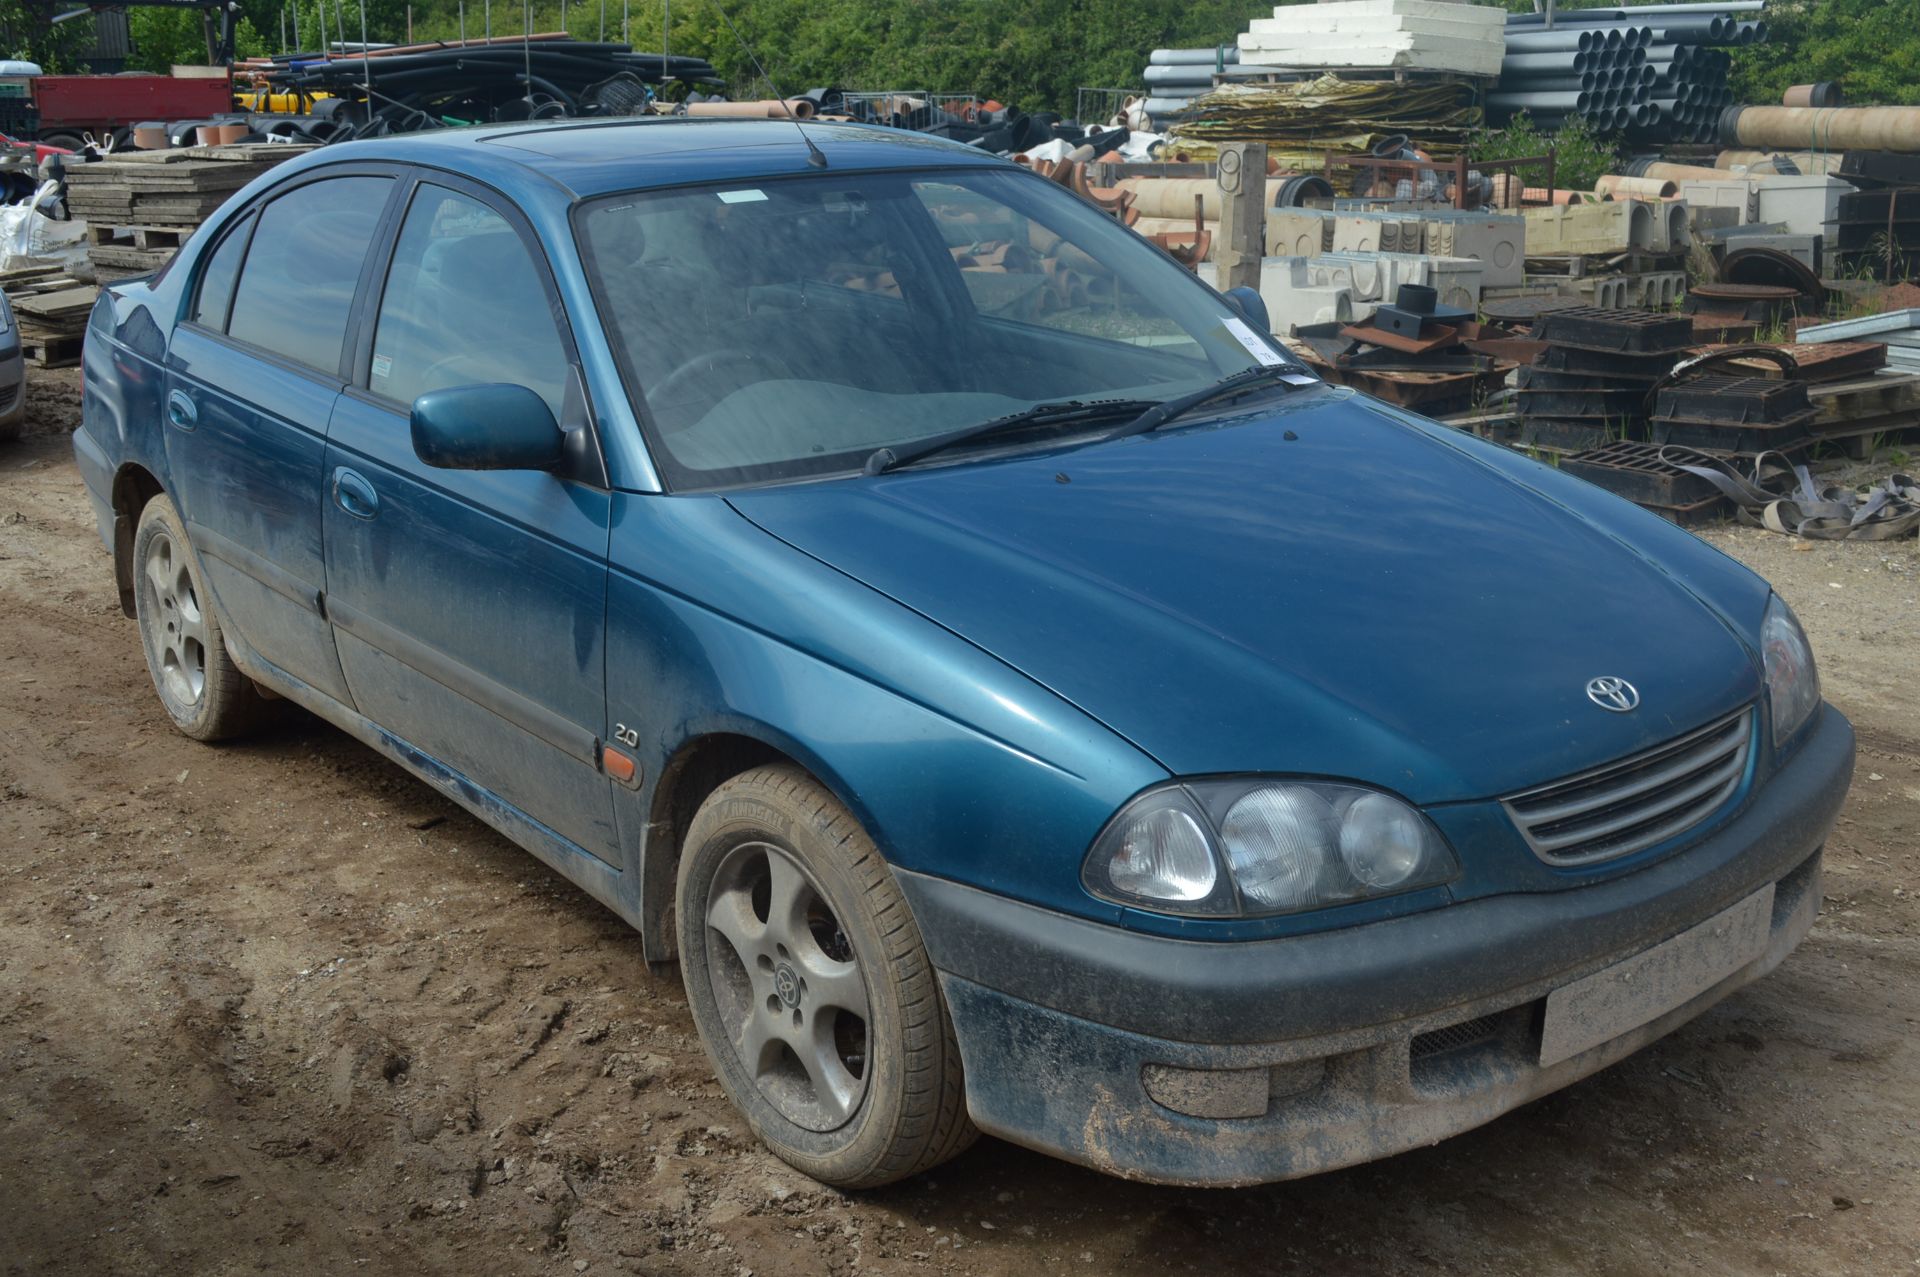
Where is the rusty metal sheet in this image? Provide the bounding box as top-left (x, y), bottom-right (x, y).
top-left (1540, 885), bottom-right (1773, 1068)
top-left (1339, 321), bottom-right (1460, 356)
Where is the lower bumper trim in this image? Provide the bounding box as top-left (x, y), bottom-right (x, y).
top-left (940, 850), bottom-right (1822, 1187)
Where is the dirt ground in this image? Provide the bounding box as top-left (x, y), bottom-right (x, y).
top-left (2, 366), bottom-right (1916, 1277)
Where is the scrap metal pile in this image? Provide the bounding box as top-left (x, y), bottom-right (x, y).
top-left (772, 90), bottom-right (1134, 159)
top-left (1289, 282), bottom-right (1505, 417)
top-left (238, 36), bottom-right (720, 141)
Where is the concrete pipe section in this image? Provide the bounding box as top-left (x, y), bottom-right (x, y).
top-left (1721, 105), bottom-right (1920, 153)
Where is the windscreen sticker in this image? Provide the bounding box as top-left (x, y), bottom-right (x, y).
top-left (371, 354), bottom-right (393, 380)
top-left (717, 189), bottom-right (769, 204)
top-left (1222, 316), bottom-right (1286, 367)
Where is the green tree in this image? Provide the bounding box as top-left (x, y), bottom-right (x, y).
top-left (1731, 0), bottom-right (1920, 107)
top-left (125, 7), bottom-right (268, 70)
top-left (0, 0), bottom-right (95, 71)
top-left (1471, 111), bottom-right (1620, 193)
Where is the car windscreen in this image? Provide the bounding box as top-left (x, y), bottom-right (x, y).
top-left (576, 167), bottom-right (1284, 491)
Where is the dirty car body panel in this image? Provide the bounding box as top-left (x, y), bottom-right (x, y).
top-left (73, 119), bottom-right (1853, 1188)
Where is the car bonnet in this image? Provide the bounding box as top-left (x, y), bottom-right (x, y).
top-left (725, 392), bottom-right (1766, 805)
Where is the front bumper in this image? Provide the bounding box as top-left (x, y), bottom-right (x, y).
top-left (898, 703), bottom-right (1854, 1186)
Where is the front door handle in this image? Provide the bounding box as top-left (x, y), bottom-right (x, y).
top-left (332, 467), bottom-right (380, 520)
top-left (165, 389), bottom-right (197, 430)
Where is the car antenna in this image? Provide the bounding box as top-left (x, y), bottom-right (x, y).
top-left (704, 0), bottom-right (828, 168)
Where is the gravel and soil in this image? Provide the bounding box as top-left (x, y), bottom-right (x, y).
top-left (2, 367), bottom-right (1916, 1275)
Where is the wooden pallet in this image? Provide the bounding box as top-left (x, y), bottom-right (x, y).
top-left (84, 223), bottom-right (192, 251)
top-left (20, 333), bottom-right (83, 369)
top-left (1806, 419), bottom-right (1920, 461)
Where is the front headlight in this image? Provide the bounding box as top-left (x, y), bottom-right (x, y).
top-left (1082, 779), bottom-right (1458, 918)
top-left (1762, 594), bottom-right (1819, 748)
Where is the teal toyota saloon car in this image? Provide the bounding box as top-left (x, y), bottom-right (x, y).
top-left (73, 119), bottom-right (1853, 1188)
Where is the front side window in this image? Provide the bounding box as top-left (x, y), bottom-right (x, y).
top-left (370, 185), bottom-right (570, 417)
top-left (226, 175), bottom-right (392, 376)
top-left (578, 167), bottom-right (1277, 490)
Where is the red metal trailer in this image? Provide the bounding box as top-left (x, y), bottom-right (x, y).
top-left (7, 73), bottom-right (234, 148)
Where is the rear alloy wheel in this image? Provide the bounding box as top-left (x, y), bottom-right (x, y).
top-left (678, 765), bottom-right (977, 1188)
top-left (132, 495), bottom-right (275, 741)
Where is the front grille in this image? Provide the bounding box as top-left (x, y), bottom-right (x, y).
top-left (1410, 1012), bottom-right (1507, 1061)
top-left (0, 383), bottom-right (16, 411)
top-left (1503, 708), bottom-right (1753, 866)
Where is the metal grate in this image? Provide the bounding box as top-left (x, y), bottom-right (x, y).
top-left (1411, 1012), bottom-right (1507, 1061)
top-left (1504, 709), bottom-right (1753, 866)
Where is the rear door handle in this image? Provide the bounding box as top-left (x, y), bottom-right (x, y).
top-left (332, 467), bottom-right (380, 520)
top-left (165, 389), bottom-right (197, 430)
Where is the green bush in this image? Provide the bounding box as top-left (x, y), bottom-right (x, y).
top-left (1471, 112), bottom-right (1620, 195)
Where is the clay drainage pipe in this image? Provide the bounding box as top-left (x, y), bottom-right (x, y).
top-left (1594, 174), bottom-right (1677, 200)
top-left (685, 99), bottom-right (817, 121)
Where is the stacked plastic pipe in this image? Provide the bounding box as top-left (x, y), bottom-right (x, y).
top-left (1141, 47), bottom-right (1262, 124)
top-left (1491, 3), bottom-right (1763, 143)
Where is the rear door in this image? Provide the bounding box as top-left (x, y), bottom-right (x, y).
top-left (320, 173), bottom-right (621, 864)
top-left (163, 169), bottom-right (400, 706)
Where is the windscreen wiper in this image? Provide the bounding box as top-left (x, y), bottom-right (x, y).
top-left (1103, 364), bottom-right (1315, 443)
top-left (863, 399), bottom-right (1158, 475)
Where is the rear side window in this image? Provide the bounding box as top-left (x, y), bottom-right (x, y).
top-left (369, 184), bottom-right (569, 416)
top-left (189, 213), bottom-right (251, 330)
top-left (227, 176), bottom-right (392, 375)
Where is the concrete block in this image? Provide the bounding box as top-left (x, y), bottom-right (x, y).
top-left (1257, 256), bottom-right (1355, 335)
top-left (1676, 179), bottom-right (1759, 224)
top-left (1571, 275), bottom-right (1634, 309)
top-left (1331, 213), bottom-right (1426, 254)
top-left (1524, 200), bottom-right (1664, 255)
top-left (1308, 250), bottom-right (1483, 310)
top-left (1627, 271), bottom-right (1686, 308)
top-left (1420, 213), bottom-right (1525, 289)
top-left (1265, 208), bottom-right (1333, 257)
top-left (1753, 175), bottom-right (1847, 240)
top-left (1717, 229), bottom-right (1820, 271)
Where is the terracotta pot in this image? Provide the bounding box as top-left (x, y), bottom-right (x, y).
top-left (215, 123), bottom-right (250, 145)
top-left (133, 125), bottom-right (168, 150)
top-left (195, 125), bottom-right (220, 146)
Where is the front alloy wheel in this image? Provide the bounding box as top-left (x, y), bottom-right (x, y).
top-left (677, 765), bottom-right (976, 1187)
top-left (703, 841), bottom-right (872, 1131)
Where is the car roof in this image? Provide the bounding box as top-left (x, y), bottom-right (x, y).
top-left (311, 117), bottom-right (1013, 200)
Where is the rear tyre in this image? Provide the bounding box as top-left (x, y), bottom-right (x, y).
top-left (132, 495), bottom-right (275, 741)
top-left (678, 765), bottom-right (978, 1188)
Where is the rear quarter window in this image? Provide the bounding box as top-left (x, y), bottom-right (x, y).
top-left (188, 213), bottom-right (252, 331)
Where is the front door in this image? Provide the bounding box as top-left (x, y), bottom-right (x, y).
top-left (163, 173), bottom-right (398, 706)
top-left (320, 177), bottom-right (620, 864)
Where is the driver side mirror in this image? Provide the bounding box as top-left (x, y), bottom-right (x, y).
top-left (411, 383), bottom-right (564, 472)
top-left (1224, 285), bottom-right (1272, 338)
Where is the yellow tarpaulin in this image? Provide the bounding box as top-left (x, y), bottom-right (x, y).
top-left (1167, 75), bottom-right (1482, 170)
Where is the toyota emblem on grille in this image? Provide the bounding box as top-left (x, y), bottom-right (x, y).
top-left (1586, 676), bottom-right (1640, 712)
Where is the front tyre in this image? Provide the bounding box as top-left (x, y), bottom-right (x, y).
top-left (677, 765), bottom-right (977, 1188)
top-left (132, 495), bottom-right (275, 741)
